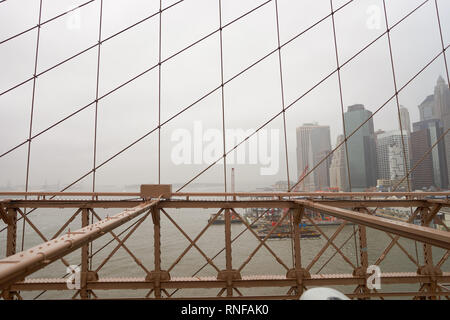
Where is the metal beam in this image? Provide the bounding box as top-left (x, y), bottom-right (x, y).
top-left (9, 272), bottom-right (450, 291)
top-left (0, 201), bottom-right (9, 224)
top-left (159, 200), bottom-right (297, 209)
top-left (297, 200), bottom-right (450, 250)
top-left (5, 200), bottom-right (143, 209)
top-left (0, 200), bottom-right (159, 290)
top-left (1, 191), bottom-right (449, 199)
top-left (5, 199), bottom-right (437, 209)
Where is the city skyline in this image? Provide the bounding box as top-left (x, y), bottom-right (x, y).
top-left (294, 75), bottom-right (450, 192)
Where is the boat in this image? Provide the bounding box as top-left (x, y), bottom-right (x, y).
top-left (208, 212), bottom-right (243, 225)
top-left (256, 224), bottom-right (321, 239)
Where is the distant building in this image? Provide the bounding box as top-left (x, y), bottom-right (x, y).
top-left (414, 76), bottom-right (450, 186)
top-left (344, 104), bottom-right (378, 191)
top-left (377, 179), bottom-right (392, 192)
top-left (388, 143), bottom-right (410, 189)
top-left (399, 106), bottom-right (411, 135)
top-left (434, 76), bottom-right (450, 183)
top-left (329, 135), bottom-right (349, 192)
top-left (296, 123), bottom-right (331, 191)
top-left (272, 180), bottom-right (289, 191)
top-left (375, 129), bottom-right (385, 138)
top-left (411, 119), bottom-right (448, 190)
top-left (410, 129), bottom-right (434, 190)
top-left (376, 130), bottom-right (411, 189)
top-left (418, 95), bottom-right (437, 121)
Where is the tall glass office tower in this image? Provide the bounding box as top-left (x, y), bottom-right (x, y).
top-left (343, 104), bottom-right (378, 191)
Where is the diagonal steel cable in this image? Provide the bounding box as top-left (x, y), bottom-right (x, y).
top-left (0, 1), bottom-right (445, 246)
top-left (0, 0), bottom-right (275, 159)
top-left (178, 42), bottom-right (449, 193)
top-left (177, 0), bottom-right (434, 192)
top-left (288, 44), bottom-right (449, 193)
top-left (0, 0), bottom-right (96, 45)
top-left (0, 0), bottom-right (356, 218)
top-left (0, 0), bottom-right (434, 240)
top-left (0, 0), bottom-right (185, 97)
top-left (358, 0), bottom-right (450, 262)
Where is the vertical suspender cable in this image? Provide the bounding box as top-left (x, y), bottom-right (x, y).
top-left (382, 0), bottom-right (412, 192)
top-left (273, 0), bottom-right (295, 271)
top-left (274, 0), bottom-right (291, 192)
top-left (329, 0), bottom-right (358, 267)
top-left (22, 0), bottom-right (43, 251)
top-left (158, 0), bottom-right (163, 184)
top-left (91, 0), bottom-right (104, 291)
top-left (218, 0), bottom-right (227, 195)
top-left (92, 0), bottom-right (104, 192)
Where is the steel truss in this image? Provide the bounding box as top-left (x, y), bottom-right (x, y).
top-left (0, 192), bottom-right (449, 300)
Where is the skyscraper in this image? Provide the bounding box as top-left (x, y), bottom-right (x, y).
top-left (344, 104), bottom-right (378, 191)
top-left (399, 106), bottom-right (411, 135)
top-left (434, 76), bottom-right (450, 182)
top-left (418, 95), bottom-right (437, 121)
top-left (410, 129), bottom-right (434, 190)
top-left (296, 123), bottom-right (331, 191)
top-left (329, 135), bottom-right (349, 191)
top-left (411, 119), bottom-right (448, 190)
top-left (412, 76), bottom-right (450, 188)
top-left (376, 130), bottom-right (411, 185)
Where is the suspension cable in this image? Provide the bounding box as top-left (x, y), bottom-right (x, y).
top-left (92, 0), bottom-right (104, 193)
top-left (0, 0), bottom-right (275, 159)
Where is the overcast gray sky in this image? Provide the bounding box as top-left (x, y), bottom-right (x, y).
top-left (0, 0), bottom-right (449, 191)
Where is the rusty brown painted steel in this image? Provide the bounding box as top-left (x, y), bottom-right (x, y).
top-left (1, 191), bottom-right (449, 199)
top-left (1, 199), bottom-right (437, 211)
top-left (297, 200), bottom-right (450, 250)
top-left (9, 272), bottom-right (450, 292)
top-left (89, 209), bottom-right (150, 275)
top-left (0, 200), bottom-right (159, 290)
top-left (375, 207), bottom-right (422, 266)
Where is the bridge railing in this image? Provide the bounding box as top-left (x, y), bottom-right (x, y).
top-left (0, 192), bottom-right (449, 300)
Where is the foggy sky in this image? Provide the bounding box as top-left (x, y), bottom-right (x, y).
top-left (0, 0), bottom-right (449, 191)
